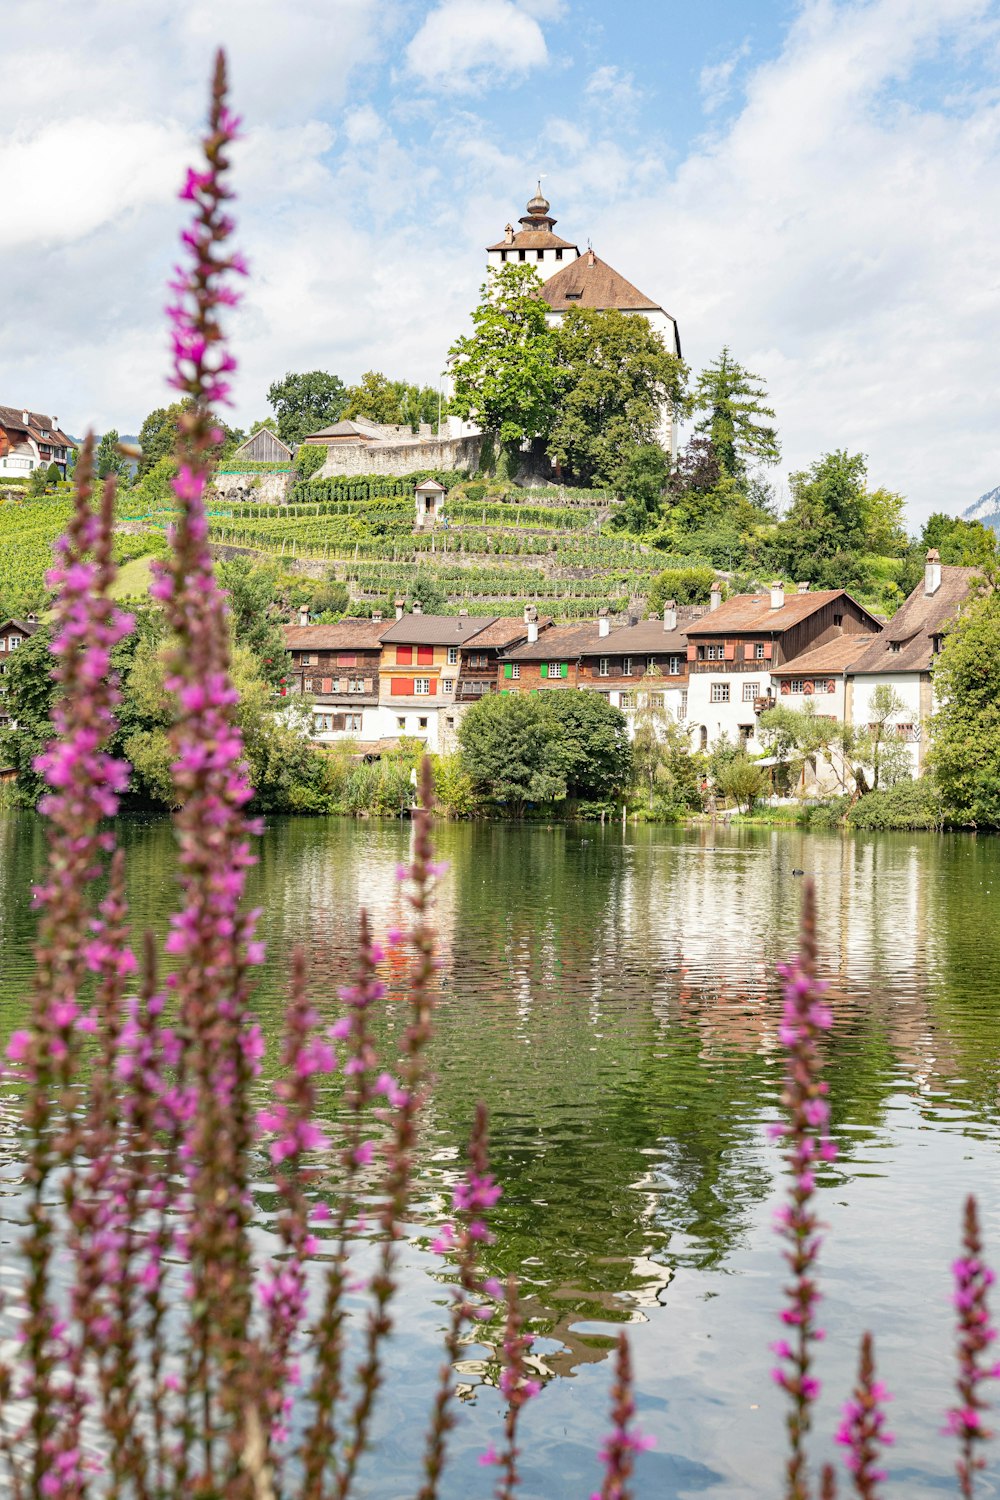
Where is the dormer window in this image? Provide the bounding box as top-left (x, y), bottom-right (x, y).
top-left (890, 641), bottom-right (901, 653)
top-left (565, 291), bottom-right (582, 300)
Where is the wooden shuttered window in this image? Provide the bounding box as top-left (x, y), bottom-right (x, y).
top-left (763, 642), bottom-right (773, 660)
top-left (390, 678), bottom-right (409, 696)
top-left (723, 642), bottom-right (736, 660)
top-left (503, 663), bottom-right (514, 679)
top-left (417, 645), bottom-right (434, 665)
top-left (396, 646), bottom-right (413, 665)
top-left (337, 653), bottom-right (357, 667)
top-left (321, 677), bottom-right (333, 693)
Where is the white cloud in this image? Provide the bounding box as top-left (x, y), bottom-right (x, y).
top-left (699, 42), bottom-right (749, 114)
top-left (585, 65), bottom-right (642, 116)
top-left (406, 0), bottom-right (549, 91)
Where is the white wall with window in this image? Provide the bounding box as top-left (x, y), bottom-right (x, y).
top-left (687, 670), bottom-right (772, 754)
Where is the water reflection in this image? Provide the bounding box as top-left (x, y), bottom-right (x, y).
top-left (1, 813), bottom-right (999, 1495)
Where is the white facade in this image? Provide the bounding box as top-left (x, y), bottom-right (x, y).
top-left (605, 683), bottom-right (689, 737)
top-left (847, 672), bottom-right (927, 776)
top-left (686, 671), bottom-right (772, 754)
top-left (487, 242), bottom-right (578, 280)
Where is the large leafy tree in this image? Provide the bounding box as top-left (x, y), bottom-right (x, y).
top-left (266, 370), bottom-right (347, 447)
top-left (216, 556), bottom-right (291, 688)
top-left (541, 691), bottom-right (632, 801)
top-left (929, 581), bottom-right (1000, 825)
top-left (921, 512), bottom-right (998, 567)
top-left (457, 693), bottom-right (564, 814)
top-left (547, 308), bottom-right (686, 486)
top-left (343, 372), bottom-right (440, 430)
top-left (691, 347), bottom-right (780, 479)
top-left (448, 263), bottom-right (556, 451)
top-left (137, 401), bottom-right (243, 475)
top-left (0, 626), bottom-right (55, 803)
top-left (777, 450), bottom-right (872, 571)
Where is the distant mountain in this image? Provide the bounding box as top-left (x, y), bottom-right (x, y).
top-left (962, 486), bottom-right (1000, 532)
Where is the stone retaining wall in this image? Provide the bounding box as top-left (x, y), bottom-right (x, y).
top-left (316, 435), bottom-right (482, 479)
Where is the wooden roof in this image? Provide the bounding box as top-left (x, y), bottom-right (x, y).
top-left (685, 589), bottom-right (881, 636)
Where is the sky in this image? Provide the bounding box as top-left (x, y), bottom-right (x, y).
top-left (5, 0), bottom-right (1000, 526)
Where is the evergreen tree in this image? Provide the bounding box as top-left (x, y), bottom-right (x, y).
top-left (691, 347), bottom-right (780, 478)
top-left (95, 429), bottom-right (129, 482)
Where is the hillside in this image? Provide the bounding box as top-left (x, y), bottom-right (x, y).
top-left (963, 485), bottom-right (1000, 533)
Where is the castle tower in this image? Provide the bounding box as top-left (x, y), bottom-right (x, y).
top-left (486, 184), bottom-right (580, 281)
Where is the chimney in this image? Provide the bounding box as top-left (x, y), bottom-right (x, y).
top-left (709, 582), bottom-right (722, 612)
top-left (298, 604), bottom-right (310, 627)
top-left (797, 581), bottom-right (810, 594)
top-left (412, 600), bottom-right (423, 616)
top-left (925, 548), bottom-right (942, 596)
top-left (527, 619), bottom-right (538, 643)
top-left (770, 581), bottom-right (784, 610)
top-left (598, 605), bottom-right (611, 638)
top-left (394, 597), bottom-right (405, 620)
top-left (372, 609), bottom-right (383, 623)
top-left (587, 246), bottom-right (596, 267)
top-left (22, 411), bottom-right (29, 425)
top-left (504, 223), bottom-right (514, 245)
top-left (663, 599), bottom-right (677, 632)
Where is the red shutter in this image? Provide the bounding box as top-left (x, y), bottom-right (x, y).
top-left (321, 677), bottom-right (332, 693)
top-left (397, 646), bottom-right (413, 665)
top-left (390, 678), bottom-right (409, 696)
top-left (417, 645), bottom-right (434, 665)
top-left (762, 642), bottom-right (773, 660)
top-left (429, 678), bottom-right (438, 695)
top-left (686, 643), bottom-right (696, 661)
top-left (337, 653), bottom-right (357, 667)
top-left (723, 641), bottom-right (735, 660)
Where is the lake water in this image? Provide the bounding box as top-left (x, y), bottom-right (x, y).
top-left (1, 812), bottom-right (999, 1498)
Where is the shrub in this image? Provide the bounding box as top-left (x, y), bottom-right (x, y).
top-left (295, 444), bottom-right (327, 481)
top-left (846, 778), bottom-right (944, 830)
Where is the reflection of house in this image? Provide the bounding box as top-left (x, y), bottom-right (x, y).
top-left (0, 407), bottom-right (75, 478)
top-left (0, 616), bottom-right (38, 727)
top-left (845, 550), bottom-right (980, 775)
top-left (499, 605), bottom-right (703, 731)
top-left (281, 613), bottom-right (391, 743)
top-left (684, 583), bottom-right (882, 753)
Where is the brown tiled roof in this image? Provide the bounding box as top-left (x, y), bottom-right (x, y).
top-left (0, 617), bottom-right (38, 637)
top-left (846, 567), bottom-right (982, 675)
top-left (770, 635), bottom-right (880, 676)
top-left (0, 406), bottom-right (74, 448)
top-left (282, 618), bottom-right (391, 650)
top-left (464, 615), bottom-right (554, 649)
top-left (685, 589), bottom-right (881, 635)
top-left (486, 230), bottom-right (579, 251)
top-left (380, 614), bottom-right (498, 645)
top-left (503, 622), bottom-right (604, 661)
top-left (538, 255), bottom-right (664, 314)
top-left (582, 608), bottom-right (707, 656)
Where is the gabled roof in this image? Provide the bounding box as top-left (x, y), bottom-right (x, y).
top-left (282, 619), bottom-right (391, 650)
top-left (537, 254), bottom-right (664, 314)
top-left (464, 615), bottom-right (554, 650)
top-left (0, 406), bottom-right (75, 448)
top-left (233, 427), bottom-right (292, 459)
top-left (769, 635), bottom-right (880, 676)
top-left (486, 229), bottom-right (578, 252)
top-left (685, 589), bottom-right (882, 636)
top-left (380, 614), bottom-right (498, 645)
top-left (0, 617), bottom-right (39, 637)
top-left (846, 567), bottom-right (982, 675)
top-left (583, 608), bottom-right (707, 657)
top-left (502, 622), bottom-right (605, 661)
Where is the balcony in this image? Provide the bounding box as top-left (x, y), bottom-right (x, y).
top-left (753, 694), bottom-right (775, 715)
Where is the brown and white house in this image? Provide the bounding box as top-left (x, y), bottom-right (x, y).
top-left (683, 582), bottom-right (884, 752)
top-left (0, 408), bottom-right (75, 479)
top-left (281, 612), bottom-right (391, 743)
top-left (845, 550), bottom-right (981, 776)
top-left (498, 604), bottom-right (702, 730)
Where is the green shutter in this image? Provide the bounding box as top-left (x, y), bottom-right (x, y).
top-left (504, 663), bottom-right (513, 679)
top-left (541, 663), bottom-right (548, 679)
top-left (531, 688), bottom-right (538, 696)
top-left (560, 662), bottom-right (568, 678)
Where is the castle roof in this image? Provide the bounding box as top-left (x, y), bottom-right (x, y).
top-left (537, 253), bottom-right (664, 314)
top-left (486, 186), bottom-right (580, 254)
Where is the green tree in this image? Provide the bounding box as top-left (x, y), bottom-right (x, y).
top-left (714, 752), bottom-right (769, 813)
top-left (216, 556), bottom-right (291, 687)
top-left (547, 308), bottom-right (686, 486)
top-left (294, 445), bottom-right (327, 481)
top-left (45, 462), bottom-right (62, 486)
top-left (266, 370), bottom-right (347, 447)
top-left (541, 691), bottom-right (632, 801)
top-left (929, 583), bottom-right (1000, 825)
top-left (0, 626), bottom-right (55, 803)
top-left (615, 442), bottom-right (672, 530)
top-left (28, 465), bottom-right (49, 497)
top-left (840, 684), bottom-right (910, 793)
top-left (691, 347), bottom-right (780, 479)
top-left (95, 430), bottom-right (130, 484)
top-left (448, 263), bottom-right (556, 454)
top-left (630, 682), bottom-right (702, 813)
top-left (137, 403), bottom-right (187, 476)
top-left (343, 371), bottom-right (405, 425)
top-left (921, 513), bottom-right (998, 567)
top-left (457, 693), bottom-right (564, 814)
top-left (647, 567), bottom-right (717, 611)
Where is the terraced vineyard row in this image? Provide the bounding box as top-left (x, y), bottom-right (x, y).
top-left (0, 498), bottom-right (74, 613)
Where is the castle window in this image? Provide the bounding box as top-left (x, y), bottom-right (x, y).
top-left (555, 248), bottom-right (563, 260)
top-left (536, 249), bottom-right (544, 260)
top-left (518, 249), bottom-right (526, 261)
top-left (500, 250), bottom-right (508, 262)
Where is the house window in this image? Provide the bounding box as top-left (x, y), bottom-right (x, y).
top-left (414, 678), bottom-right (430, 695)
top-left (418, 716), bottom-right (428, 730)
top-left (646, 656), bottom-right (657, 673)
top-left (518, 249), bottom-right (526, 261)
top-left (8, 637), bottom-right (20, 649)
top-left (890, 641), bottom-right (901, 653)
top-left (544, 662), bottom-right (566, 679)
top-left (396, 716), bottom-right (406, 730)
top-left (706, 644), bottom-right (725, 661)
top-left (834, 613), bottom-right (843, 626)
top-left (711, 682), bottom-right (730, 703)
top-left (313, 713), bottom-right (332, 733)
top-left (598, 657), bottom-right (609, 677)
top-left (303, 653), bottom-right (317, 665)
top-left (896, 723), bottom-right (916, 741)
top-left (536, 249), bottom-right (544, 260)
top-left (346, 713), bottom-right (362, 732)
top-left (679, 690), bottom-right (688, 719)
top-left (349, 679), bottom-right (365, 692)
top-left (743, 681), bottom-right (759, 702)
top-left (512, 663), bottom-right (520, 679)
top-left (447, 646), bottom-right (458, 664)
top-left (667, 655), bottom-right (681, 675)
top-left (697, 645), bottom-right (707, 661)
top-left (555, 247), bottom-right (563, 260)
top-left (754, 643), bottom-right (765, 659)
top-left (790, 679), bottom-right (805, 694)
top-left (648, 692), bottom-right (664, 709)
top-left (739, 724), bottom-right (753, 745)
top-left (396, 646), bottom-right (413, 665)
top-left (619, 692), bottom-right (634, 709)
top-left (500, 250), bottom-right (508, 262)
top-left (442, 678), bottom-right (454, 692)
top-left (622, 657), bottom-right (633, 676)
top-left (931, 634), bottom-right (943, 654)
top-left (565, 290), bottom-right (582, 299)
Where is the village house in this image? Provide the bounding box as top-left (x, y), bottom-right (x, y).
top-left (0, 616), bottom-right (38, 728)
top-left (0, 407), bottom-right (75, 479)
top-left (280, 612), bottom-right (391, 743)
top-left (230, 427), bottom-right (293, 464)
top-left (374, 607), bottom-right (503, 753)
top-left (456, 611), bottom-right (553, 702)
top-left (683, 582), bottom-right (883, 753)
top-left (498, 604), bottom-right (702, 730)
top-left (845, 550), bottom-right (981, 776)
top-left (768, 634), bottom-right (880, 792)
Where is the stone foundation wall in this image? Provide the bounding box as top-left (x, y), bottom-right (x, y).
top-left (316, 435), bottom-right (483, 480)
top-left (212, 471), bottom-right (292, 504)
